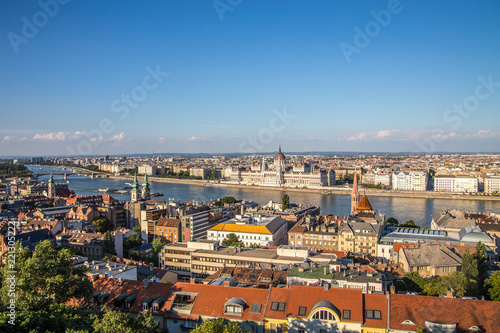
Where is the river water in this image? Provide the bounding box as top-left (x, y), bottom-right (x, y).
top-left (28, 166), bottom-right (500, 227)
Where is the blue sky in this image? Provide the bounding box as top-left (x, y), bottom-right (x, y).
top-left (1, 0), bottom-right (499, 156)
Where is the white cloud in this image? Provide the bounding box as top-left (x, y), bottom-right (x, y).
top-left (33, 131), bottom-right (67, 141)
top-left (109, 132), bottom-right (125, 142)
top-left (158, 137), bottom-right (165, 144)
top-left (2, 136), bottom-right (14, 142)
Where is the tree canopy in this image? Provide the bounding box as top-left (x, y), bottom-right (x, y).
top-left (0, 240), bottom-right (93, 312)
top-left (192, 318), bottom-right (250, 333)
top-left (281, 194), bottom-right (290, 211)
top-left (485, 271), bottom-right (500, 301)
top-left (385, 217), bottom-right (399, 227)
top-left (221, 233), bottom-right (244, 247)
top-left (95, 217), bottom-right (114, 233)
top-left (221, 196), bottom-right (236, 206)
top-left (103, 231), bottom-right (116, 255)
top-left (92, 309), bottom-right (167, 333)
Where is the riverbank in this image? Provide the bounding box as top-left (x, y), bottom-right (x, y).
top-left (104, 174), bottom-right (500, 201)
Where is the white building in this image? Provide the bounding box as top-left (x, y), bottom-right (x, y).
top-left (138, 165), bottom-right (157, 175)
top-left (434, 176), bottom-right (478, 193)
top-left (207, 214), bottom-right (288, 247)
top-left (229, 147), bottom-right (335, 188)
top-left (392, 170), bottom-right (428, 191)
top-left (484, 176), bottom-right (500, 194)
top-left (363, 172), bottom-right (392, 187)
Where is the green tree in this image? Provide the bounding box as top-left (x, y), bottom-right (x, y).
top-left (0, 304), bottom-right (94, 333)
top-left (92, 309), bottom-right (167, 333)
top-left (221, 196), bottom-right (236, 206)
top-left (95, 217), bottom-right (114, 233)
top-left (281, 194), bottom-right (290, 211)
top-left (396, 272), bottom-right (429, 293)
top-left (0, 241), bottom-right (93, 312)
top-left (103, 231), bottom-right (116, 255)
top-left (423, 272), bottom-right (469, 297)
top-left (221, 233), bottom-right (244, 247)
top-left (485, 271), bottom-right (500, 301)
top-left (192, 318), bottom-right (250, 333)
top-left (400, 220), bottom-right (420, 228)
top-left (416, 325), bottom-right (425, 333)
top-left (152, 237), bottom-right (167, 254)
top-left (385, 217), bottom-right (399, 227)
top-left (474, 242), bottom-right (488, 295)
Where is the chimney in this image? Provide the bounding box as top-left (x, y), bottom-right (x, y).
top-left (446, 291), bottom-right (454, 298)
top-left (223, 281), bottom-right (230, 287)
top-left (323, 282), bottom-right (330, 291)
top-left (190, 278), bottom-right (196, 284)
top-left (143, 279), bottom-right (150, 289)
top-left (324, 267), bottom-right (328, 276)
top-left (390, 285), bottom-right (396, 294)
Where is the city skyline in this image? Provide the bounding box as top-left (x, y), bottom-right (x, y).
top-left (1, 1), bottom-right (500, 156)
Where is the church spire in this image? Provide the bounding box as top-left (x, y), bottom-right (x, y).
top-left (351, 171), bottom-right (359, 214)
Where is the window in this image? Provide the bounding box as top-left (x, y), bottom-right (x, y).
top-left (366, 309), bottom-right (382, 319)
top-left (250, 304), bottom-right (262, 314)
top-left (312, 310), bottom-right (334, 321)
top-left (298, 328), bottom-right (305, 333)
top-left (298, 306), bottom-right (307, 316)
top-left (343, 310), bottom-right (351, 320)
top-left (270, 302), bottom-right (286, 311)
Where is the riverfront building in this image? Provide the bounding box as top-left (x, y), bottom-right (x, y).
top-left (484, 176), bottom-right (500, 194)
top-left (229, 146), bottom-right (335, 188)
top-left (434, 175), bottom-right (479, 193)
top-left (391, 170), bottom-right (428, 191)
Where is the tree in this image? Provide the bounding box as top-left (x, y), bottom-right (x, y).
top-left (485, 271), bottom-right (500, 301)
top-left (103, 231), bottom-right (116, 255)
top-left (399, 220), bottom-right (420, 228)
top-left (152, 237), bottom-right (167, 254)
top-left (95, 217), bottom-right (114, 233)
top-left (192, 318), bottom-right (250, 333)
top-left (0, 241), bottom-right (93, 312)
top-left (416, 325), bottom-right (425, 333)
top-left (92, 309), bottom-right (167, 333)
top-left (423, 272), bottom-right (469, 297)
top-left (281, 194), bottom-right (290, 211)
top-left (221, 233), bottom-right (244, 247)
top-left (0, 303), bottom-right (94, 333)
top-left (397, 272), bottom-right (429, 293)
top-left (385, 217), bottom-right (399, 227)
top-left (221, 196), bottom-right (236, 206)
top-left (474, 242), bottom-right (488, 295)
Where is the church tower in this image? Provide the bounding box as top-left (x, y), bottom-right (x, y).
top-left (274, 145), bottom-right (286, 186)
top-left (351, 171), bottom-right (359, 214)
top-left (130, 174), bottom-right (140, 202)
top-left (48, 173), bottom-right (55, 199)
top-left (141, 174), bottom-right (151, 200)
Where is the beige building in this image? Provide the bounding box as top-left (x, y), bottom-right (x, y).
top-left (396, 243), bottom-right (462, 277)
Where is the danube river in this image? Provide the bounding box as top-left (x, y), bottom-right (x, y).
top-left (28, 166), bottom-right (500, 228)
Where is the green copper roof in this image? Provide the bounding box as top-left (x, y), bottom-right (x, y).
top-left (142, 174), bottom-right (150, 189)
top-left (132, 173), bottom-right (139, 190)
top-left (48, 173), bottom-right (54, 184)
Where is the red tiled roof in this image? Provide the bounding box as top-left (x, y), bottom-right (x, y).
top-left (389, 294), bottom-right (500, 332)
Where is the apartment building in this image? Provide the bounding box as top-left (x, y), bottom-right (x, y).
top-left (434, 175), bottom-right (479, 192)
top-left (159, 241), bottom-right (308, 281)
top-left (392, 170), bottom-right (428, 191)
top-left (484, 176), bottom-right (500, 193)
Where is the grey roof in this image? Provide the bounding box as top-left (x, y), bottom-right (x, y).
top-left (311, 300), bottom-right (339, 316)
top-left (339, 221), bottom-right (380, 236)
top-left (432, 212), bottom-right (475, 230)
top-left (209, 277), bottom-right (239, 286)
top-left (459, 225), bottom-right (493, 243)
top-left (225, 297), bottom-right (246, 307)
top-left (402, 244), bottom-right (462, 268)
top-left (9, 228), bottom-right (54, 251)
